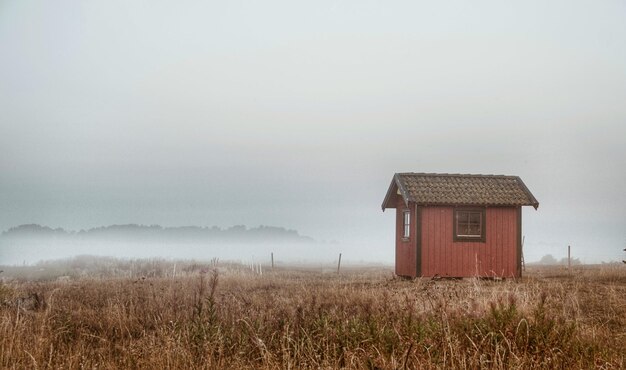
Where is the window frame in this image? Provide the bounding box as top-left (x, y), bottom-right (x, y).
top-left (453, 207), bottom-right (486, 242)
top-left (402, 210), bottom-right (410, 239)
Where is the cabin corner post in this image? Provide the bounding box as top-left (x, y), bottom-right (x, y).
top-left (517, 206), bottom-right (522, 278)
top-left (415, 203), bottom-right (421, 277)
top-left (395, 206), bottom-right (401, 277)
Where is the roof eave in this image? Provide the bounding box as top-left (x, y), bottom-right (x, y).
top-left (515, 176), bottom-right (540, 210)
top-left (381, 174), bottom-right (410, 211)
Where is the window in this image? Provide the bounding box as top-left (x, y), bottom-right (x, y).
top-left (454, 208), bottom-right (485, 242)
top-left (403, 210), bottom-right (410, 238)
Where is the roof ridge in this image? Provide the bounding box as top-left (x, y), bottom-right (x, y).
top-left (396, 172), bottom-right (517, 178)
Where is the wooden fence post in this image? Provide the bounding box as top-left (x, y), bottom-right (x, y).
top-left (337, 253), bottom-right (342, 273)
top-left (568, 245), bottom-right (571, 272)
top-left (521, 235), bottom-right (526, 272)
top-left (271, 252), bottom-right (274, 270)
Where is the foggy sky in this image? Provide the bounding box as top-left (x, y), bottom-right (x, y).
top-left (1, 1), bottom-right (625, 263)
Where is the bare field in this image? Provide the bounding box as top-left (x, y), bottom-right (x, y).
top-left (1, 259), bottom-right (625, 369)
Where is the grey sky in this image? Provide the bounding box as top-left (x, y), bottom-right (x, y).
top-left (1, 1), bottom-right (625, 263)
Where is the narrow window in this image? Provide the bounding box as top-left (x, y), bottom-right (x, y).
top-left (454, 208), bottom-right (485, 242)
top-left (403, 210), bottom-right (410, 238)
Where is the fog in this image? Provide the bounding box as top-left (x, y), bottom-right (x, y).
top-left (1, 1), bottom-right (625, 265)
top-left (0, 240), bottom-right (372, 267)
top-left (0, 224), bottom-right (386, 266)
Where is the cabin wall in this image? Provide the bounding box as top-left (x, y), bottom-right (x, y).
top-left (419, 206), bottom-right (519, 278)
top-left (395, 198), bottom-right (417, 277)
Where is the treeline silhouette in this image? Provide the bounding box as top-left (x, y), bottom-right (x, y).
top-left (1, 224), bottom-right (314, 243)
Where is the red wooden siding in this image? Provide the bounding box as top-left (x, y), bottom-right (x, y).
top-left (395, 198), bottom-right (416, 277)
top-left (419, 206), bottom-right (519, 278)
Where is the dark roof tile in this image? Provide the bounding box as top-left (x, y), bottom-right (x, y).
top-left (382, 173), bottom-right (539, 210)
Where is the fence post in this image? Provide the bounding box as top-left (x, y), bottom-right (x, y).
top-left (568, 245), bottom-right (571, 272)
top-left (271, 252), bottom-right (274, 270)
top-left (337, 253), bottom-right (342, 274)
top-left (521, 235), bottom-right (526, 272)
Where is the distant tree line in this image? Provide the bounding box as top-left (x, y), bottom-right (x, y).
top-left (1, 224), bottom-right (315, 243)
top-left (534, 254), bottom-right (581, 266)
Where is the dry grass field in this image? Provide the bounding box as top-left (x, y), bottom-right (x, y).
top-left (1, 258), bottom-right (625, 369)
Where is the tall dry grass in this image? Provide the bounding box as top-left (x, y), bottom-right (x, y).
top-left (0, 260), bottom-right (625, 369)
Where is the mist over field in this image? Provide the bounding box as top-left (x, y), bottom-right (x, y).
top-left (0, 224), bottom-right (389, 266)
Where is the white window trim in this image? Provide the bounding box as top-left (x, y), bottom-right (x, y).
top-left (403, 210), bottom-right (410, 238)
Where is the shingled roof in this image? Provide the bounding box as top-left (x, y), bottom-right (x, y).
top-left (382, 173), bottom-right (539, 210)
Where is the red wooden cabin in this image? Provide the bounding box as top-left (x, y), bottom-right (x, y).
top-left (382, 173), bottom-right (539, 278)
